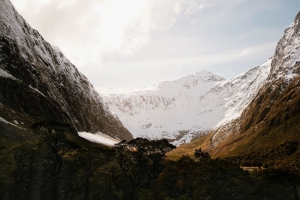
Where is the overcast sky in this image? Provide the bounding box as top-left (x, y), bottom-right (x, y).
top-left (10, 0), bottom-right (300, 89)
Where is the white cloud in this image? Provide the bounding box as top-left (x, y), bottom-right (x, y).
top-left (11, 0), bottom-right (213, 69)
top-left (237, 42), bottom-right (276, 57)
top-left (184, 1), bottom-right (213, 14)
top-left (9, 0), bottom-right (292, 89)
top-left (174, 3), bottom-right (182, 14)
top-left (91, 0), bottom-right (150, 55)
top-left (192, 42), bottom-right (276, 66)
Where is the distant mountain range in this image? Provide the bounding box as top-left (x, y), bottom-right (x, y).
top-left (100, 60), bottom-right (271, 145)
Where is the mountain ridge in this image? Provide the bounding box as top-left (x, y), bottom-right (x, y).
top-left (212, 11), bottom-right (300, 148)
top-left (0, 0), bottom-right (133, 141)
top-left (101, 61), bottom-right (271, 145)
top-left (168, 11), bottom-right (300, 161)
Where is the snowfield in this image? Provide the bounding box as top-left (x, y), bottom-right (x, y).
top-left (99, 65), bottom-right (271, 146)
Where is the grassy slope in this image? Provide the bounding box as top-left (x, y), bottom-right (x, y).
top-left (166, 132), bottom-right (213, 160)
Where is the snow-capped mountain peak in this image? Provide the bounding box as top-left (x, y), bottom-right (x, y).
top-left (270, 14), bottom-right (300, 82)
top-left (157, 70), bottom-right (225, 90)
top-left (100, 66), bottom-right (270, 145)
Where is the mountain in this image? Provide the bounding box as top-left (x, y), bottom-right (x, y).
top-left (101, 61), bottom-right (271, 145)
top-left (168, 12), bottom-right (300, 164)
top-left (102, 12), bottom-right (300, 149)
top-left (0, 0), bottom-right (133, 141)
top-left (209, 12), bottom-right (300, 157)
top-left (101, 71), bottom-right (223, 145)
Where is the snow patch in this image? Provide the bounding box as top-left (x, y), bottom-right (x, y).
top-left (29, 85), bottom-right (45, 96)
top-left (0, 68), bottom-right (17, 80)
top-left (78, 132), bottom-right (121, 147)
top-left (0, 117), bottom-right (19, 127)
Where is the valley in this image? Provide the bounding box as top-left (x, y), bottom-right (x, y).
top-left (1, 0), bottom-right (300, 199)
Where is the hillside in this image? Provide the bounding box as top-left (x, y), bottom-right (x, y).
top-left (0, 0), bottom-right (133, 141)
top-left (169, 12), bottom-right (300, 166)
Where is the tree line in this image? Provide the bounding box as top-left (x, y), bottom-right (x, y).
top-left (0, 121), bottom-right (299, 200)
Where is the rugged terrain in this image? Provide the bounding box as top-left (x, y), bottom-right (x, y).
top-left (101, 60), bottom-right (271, 145)
top-left (0, 0), bottom-right (133, 141)
top-left (169, 12), bottom-right (300, 163)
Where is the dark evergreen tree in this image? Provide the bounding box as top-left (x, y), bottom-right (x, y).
top-left (194, 148), bottom-right (211, 160)
top-left (31, 121), bottom-right (74, 200)
top-left (112, 138), bottom-right (176, 200)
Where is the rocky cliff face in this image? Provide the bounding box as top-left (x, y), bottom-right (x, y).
top-left (240, 12), bottom-right (300, 133)
top-left (210, 12), bottom-right (300, 153)
top-left (0, 0), bottom-right (133, 141)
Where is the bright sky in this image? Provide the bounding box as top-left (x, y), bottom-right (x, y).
top-left (10, 0), bottom-right (300, 89)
